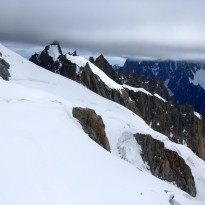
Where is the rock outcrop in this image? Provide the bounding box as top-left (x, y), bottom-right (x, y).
top-left (125, 85), bottom-right (205, 160)
top-left (135, 133), bottom-right (196, 197)
top-left (0, 58), bottom-right (10, 80)
top-left (81, 63), bottom-right (139, 115)
top-left (30, 42), bottom-right (81, 81)
top-left (72, 107), bottom-right (110, 151)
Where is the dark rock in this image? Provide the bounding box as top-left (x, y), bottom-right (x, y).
top-left (0, 52), bottom-right (2, 57)
top-left (72, 107), bottom-right (110, 151)
top-left (72, 51), bottom-right (77, 56)
top-left (60, 56), bottom-right (81, 82)
top-left (135, 133), bottom-right (196, 197)
top-left (0, 58), bottom-right (10, 80)
top-left (89, 56), bottom-right (95, 64)
top-left (125, 72), bottom-right (171, 101)
top-left (94, 54), bottom-right (122, 84)
top-left (68, 51), bottom-right (77, 56)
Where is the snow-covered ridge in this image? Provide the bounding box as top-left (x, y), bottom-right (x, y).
top-left (123, 84), bottom-right (167, 102)
top-left (66, 54), bottom-right (123, 90)
top-left (0, 44), bottom-right (205, 204)
top-left (123, 84), bottom-right (152, 96)
top-left (194, 112), bottom-right (202, 120)
top-left (154, 93), bottom-right (167, 102)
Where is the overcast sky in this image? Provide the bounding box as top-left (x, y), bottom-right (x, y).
top-left (1, 0), bottom-right (205, 64)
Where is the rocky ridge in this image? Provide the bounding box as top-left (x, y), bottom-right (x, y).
top-left (72, 107), bottom-right (110, 151)
top-left (0, 57), bottom-right (10, 80)
top-left (135, 133), bottom-right (196, 197)
top-left (29, 42), bottom-right (205, 161)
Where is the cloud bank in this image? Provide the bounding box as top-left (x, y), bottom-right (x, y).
top-left (1, 0), bottom-right (205, 60)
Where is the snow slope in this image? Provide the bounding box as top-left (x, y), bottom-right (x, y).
top-left (0, 44), bottom-right (205, 205)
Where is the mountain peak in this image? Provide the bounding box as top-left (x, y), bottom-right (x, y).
top-left (89, 56), bottom-right (95, 63)
top-left (97, 54), bottom-right (106, 60)
top-left (49, 40), bottom-right (63, 55)
top-left (51, 40), bottom-right (60, 46)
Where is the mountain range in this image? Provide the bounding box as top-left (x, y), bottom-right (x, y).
top-left (123, 60), bottom-right (205, 118)
top-left (0, 42), bottom-right (204, 204)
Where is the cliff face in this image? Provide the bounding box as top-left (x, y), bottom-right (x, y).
top-left (124, 73), bottom-right (171, 101)
top-left (80, 63), bottom-right (140, 115)
top-left (72, 107), bottom-right (110, 151)
top-left (0, 58), bottom-right (10, 80)
top-left (29, 43), bottom-right (205, 161)
top-left (135, 133), bottom-right (196, 197)
top-left (123, 73), bottom-right (205, 160)
top-left (93, 54), bottom-right (122, 84)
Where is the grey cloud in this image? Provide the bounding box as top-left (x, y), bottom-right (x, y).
top-left (1, 0), bottom-right (205, 60)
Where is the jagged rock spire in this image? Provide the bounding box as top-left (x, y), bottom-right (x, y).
top-left (68, 51), bottom-right (77, 56)
top-left (89, 56), bottom-right (95, 63)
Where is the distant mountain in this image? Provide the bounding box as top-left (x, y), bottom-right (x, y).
top-left (112, 64), bottom-right (121, 70)
top-left (122, 60), bottom-right (205, 117)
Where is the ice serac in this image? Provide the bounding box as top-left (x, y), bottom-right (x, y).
top-left (135, 133), bottom-right (196, 197)
top-left (72, 107), bottom-right (110, 151)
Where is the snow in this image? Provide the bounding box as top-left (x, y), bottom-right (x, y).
top-left (189, 70), bottom-right (205, 90)
top-left (123, 85), bottom-right (167, 102)
top-left (66, 54), bottom-right (123, 90)
top-left (123, 84), bottom-right (152, 96)
top-left (48, 45), bottom-right (61, 61)
top-left (0, 44), bottom-right (205, 205)
top-left (117, 131), bottom-right (149, 171)
top-left (194, 112), bottom-right (202, 120)
top-left (164, 79), bottom-right (174, 96)
top-left (154, 93), bottom-right (167, 102)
